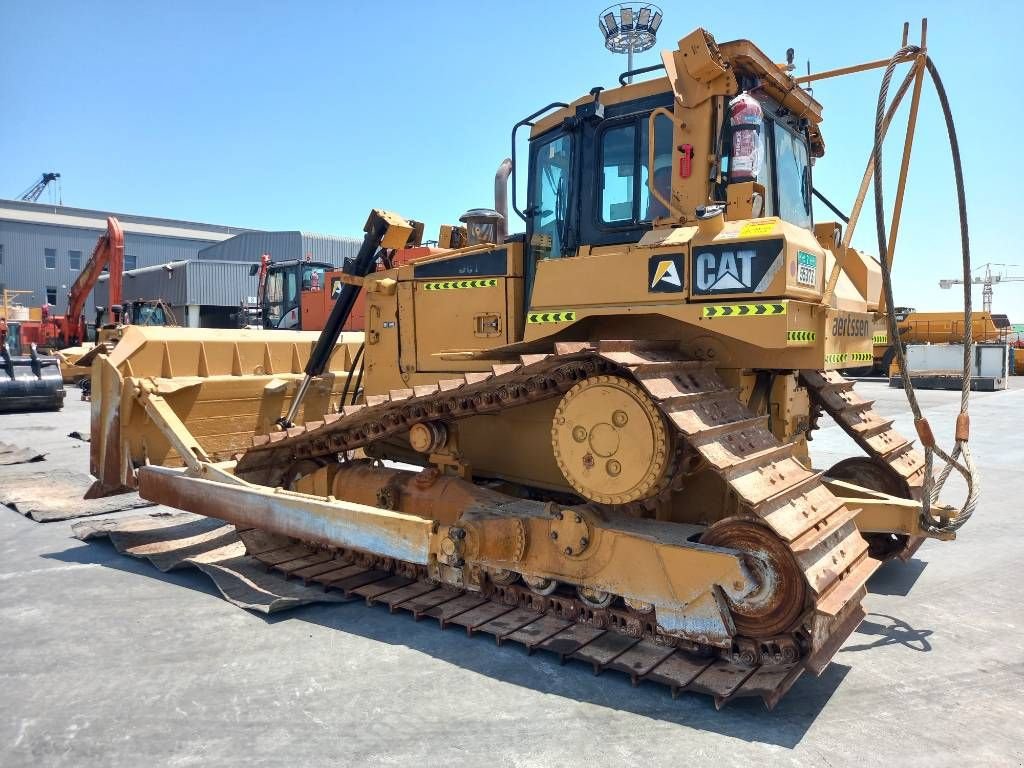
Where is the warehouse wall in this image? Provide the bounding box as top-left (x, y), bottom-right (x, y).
top-left (0, 220), bottom-right (223, 315)
top-left (96, 260), bottom-right (258, 325)
top-left (95, 261), bottom-right (189, 307)
top-left (185, 260), bottom-right (258, 306)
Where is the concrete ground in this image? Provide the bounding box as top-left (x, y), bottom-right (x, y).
top-left (2, 380), bottom-right (1023, 767)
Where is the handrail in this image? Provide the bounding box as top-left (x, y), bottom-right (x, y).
top-left (510, 102), bottom-right (569, 222)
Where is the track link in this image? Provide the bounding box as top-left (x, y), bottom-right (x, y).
top-left (234, 341), bottom-right (879, 703)
top-left (801, 369), bottom-right (928, 558)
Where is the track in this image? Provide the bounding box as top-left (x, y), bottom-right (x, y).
top-left (239, 527), bottom-right (805, 710)
top-left (802, 370), bottom-right (926, 498)
top-left (234, 341), bottom-right (884, 707)
top-left (801, 369), bottom-right (928, 559)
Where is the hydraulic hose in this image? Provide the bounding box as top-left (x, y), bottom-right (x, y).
top-left (871, 46), bottom-right (978, 534)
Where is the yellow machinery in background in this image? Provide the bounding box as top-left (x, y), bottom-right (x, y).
top-left (57, 298), bottom-right (179, 391)
top-left (87, 22), bottom-right (978, 708)
top-left (866, 307), bottom-right (1011, 376)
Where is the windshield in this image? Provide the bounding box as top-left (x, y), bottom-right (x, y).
top-left (529, 133), bottom-right (572, 260)
top-left (135, 305), bottom-right (166, 326)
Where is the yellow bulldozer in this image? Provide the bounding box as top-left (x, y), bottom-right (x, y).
top-left (87, 22), bottom-right (977, 708)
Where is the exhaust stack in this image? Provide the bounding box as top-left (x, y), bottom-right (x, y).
top-left (459, 158), bottom-right (514, 247)
top-left (494, 157), bottom-right (512, 242)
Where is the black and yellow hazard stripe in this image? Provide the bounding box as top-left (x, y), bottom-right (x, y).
top-left (702, 303), bottom-right (787, 318)
top-left (423, 279), bottom-right (499, 291)
top-left (786, 330), bottom-right (816, 344)
top-left (872, 334), bottom-right (888, 344)
top-left (527, 310), bottom-right (577, 324)
top-left (824, 351), bottom-right (874, 364)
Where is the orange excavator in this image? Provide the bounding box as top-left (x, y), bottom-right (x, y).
top-left (63, 216), bottom-right (125, 346)
top-left (5, 216), bottom-right (128, 352)
top-left (248, 239), bottom-right (437, 333)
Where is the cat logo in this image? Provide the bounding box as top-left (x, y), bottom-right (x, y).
top-left (647, 253), bottom-right (685, 293)
top-left (691, 239), bottom-right (784, 296)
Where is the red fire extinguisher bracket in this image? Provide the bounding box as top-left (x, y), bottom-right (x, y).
top-left (679, 144), bottom-right (693, 178)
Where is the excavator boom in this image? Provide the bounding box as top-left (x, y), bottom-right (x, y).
top-left (64, 216), bottom-right (124, 346)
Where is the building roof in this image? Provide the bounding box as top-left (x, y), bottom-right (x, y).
top-left (197, 229), bottom-right (362, 266)
top-left (0, 198), bottom-right (251, 242)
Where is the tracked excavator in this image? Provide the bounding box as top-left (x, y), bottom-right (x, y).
top-left (88, 22), bottom-right (977, 708)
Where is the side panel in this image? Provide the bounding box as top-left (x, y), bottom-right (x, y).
top-left (368, 242), bottom-right (527, 377)
top-left (413, 278), bottom-right (509, 371)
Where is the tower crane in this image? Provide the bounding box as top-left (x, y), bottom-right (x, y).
top-left (940, 262), bottom-right (1024, 313)
top-left (18, 172), bottom-right (62, 203)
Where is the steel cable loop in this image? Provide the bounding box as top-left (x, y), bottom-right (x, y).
top-left (871, 46), bottom-right (977, 534)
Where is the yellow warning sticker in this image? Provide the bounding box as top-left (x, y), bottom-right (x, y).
top-left (702, 303), bottom-right (787, 318)
top-left (527, 310), bottom-right (577, 324)
top-left (738, 220), bottom-right (777, 238)
top-left (423, 279), bottom-right (498, 291)
top-left (787, 330), bottom-right (816, 344)
top-left (872, 334), bottom-right (888, 344)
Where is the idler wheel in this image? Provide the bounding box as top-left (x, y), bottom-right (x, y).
top-left (827, 456), bottom-right (912, 559)
top-left (551, 375), bottom-right (673, 505)
top-left (700, 519), bottom-right (806, 637)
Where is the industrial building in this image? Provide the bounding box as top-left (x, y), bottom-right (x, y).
top-left (0, 198), bottom-right (247, 318)
top-left (94, 229), bottom-right (364, 327)
top-left (94, 260), bottom-right (257, 328)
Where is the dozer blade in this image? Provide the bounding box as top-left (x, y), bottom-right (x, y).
top-left (0, 344), bottom-right (65, 412)
top-left (87, 325), bottom-right (362, 496)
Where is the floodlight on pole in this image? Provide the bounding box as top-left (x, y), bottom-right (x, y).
top-left (598, 3), bottom-right (663, 82)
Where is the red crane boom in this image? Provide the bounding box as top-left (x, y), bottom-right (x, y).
top-left (64, 216), bottom-right (124, 345)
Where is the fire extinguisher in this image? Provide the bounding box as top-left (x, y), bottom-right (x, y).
top-left (729, 92), bottom-right (764, 182)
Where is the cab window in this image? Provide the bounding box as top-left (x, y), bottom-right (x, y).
top-left (301, 266), bottom-right (324, 292)
top-left (774, 124), bottom-right (812, 229)
top-left (529, 133), bottom-right (573, 260)
top-left (601, 124), bottom-right (638, 223)
top-left (135, 305), bottom-right (166, 326)
top-left (264, 270), bottom-right (298, 327)
top-left (598, 118), bottom-right (653, 226)
top-left (646, 112), bottom-right (674, 219)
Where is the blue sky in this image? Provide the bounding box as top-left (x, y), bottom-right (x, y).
top-left (2, 0), bottom-right (1021, 315)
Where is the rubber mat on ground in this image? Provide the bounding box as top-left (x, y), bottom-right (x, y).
top-left (72, 512), bottom-right (353, 613)
top-left (0, 465), bottom-right (153, 522)
top-left (0, 441), bottom-right (46, 465)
